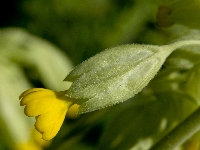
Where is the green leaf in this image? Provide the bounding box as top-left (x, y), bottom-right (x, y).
top-left (65, 40), bottom-right (200, 113)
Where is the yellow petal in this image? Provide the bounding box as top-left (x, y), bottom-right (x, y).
top-left (35, 100), bottom-right (71, 140)
top-left (19, 88), bottom-right (46, 99)
top-left (24, 97), bottom-right (56, 116)
top-left (19, 88), bottom-right (74, 140)
top-left (20, 89), bottom-right (55, 106)
top-left (67, 104), bottom-right (80, 119)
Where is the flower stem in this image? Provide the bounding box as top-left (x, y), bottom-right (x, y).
top-left (168, 40), bottom-right (200, 50)
top-left (150, 107), bottom-right (200, 150)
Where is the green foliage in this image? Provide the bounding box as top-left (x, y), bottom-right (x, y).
top-left (157, 0), bottom-right (200, 29)
top-left (185, 63), bottom-right (200, 104)
top-left (0, 28), bottom-right (73, 149)
top-left (0, 28), bottom-right (73, 91)
top-left (169, 0), bottom-right (200, 29)
top-left (99, 92), bottom-right (196, 150)
top-left (20, 0), bottom-right (165, 64)
top-left (1, 0), bottom-right (200, 150)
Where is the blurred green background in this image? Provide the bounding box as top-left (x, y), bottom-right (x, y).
top-left (2, 0), bottom-right (195, 150)
top-left (0, 0), bottom-right (170, 64)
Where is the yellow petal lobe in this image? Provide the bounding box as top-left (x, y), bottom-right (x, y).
top-left (67, 104), bottom-right (80, 119)
top-left (19, 88), bottom-right (47, 99)
top-left (19, 88), bottom-right (74, 140)
top-left (20, 89), bottom-right (55, 106)
top-left (35, 101), bottom-right (71, 140)
top-left (24, 97), bottom-right (56, 116)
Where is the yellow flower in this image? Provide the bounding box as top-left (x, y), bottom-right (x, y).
top-left (19, 88), bottom-right (78, 140)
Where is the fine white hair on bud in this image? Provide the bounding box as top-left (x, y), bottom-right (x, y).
top-left (65, 40), bottom-right (200, 114)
